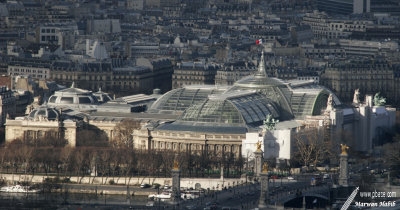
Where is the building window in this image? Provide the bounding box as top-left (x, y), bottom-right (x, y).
top-left (79, 97), bottom-right (92, 104)
top-left (60, 97), bottom-right (74, 104)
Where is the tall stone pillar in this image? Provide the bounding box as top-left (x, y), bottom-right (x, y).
top-left (171, 160), bottom-right (181, 203)
top-left (339, 144), bottom-right (349, 187)
top-left (254, 150), bottom-right (263, 177)
top-left (258, 162), bottom-right (269, 209)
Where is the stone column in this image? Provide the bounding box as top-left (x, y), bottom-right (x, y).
top-left (258, 170), bottom-right (269, 208)
top-left (254, 150), bottom-right (263, 177)
top-left (171, 161), bottom-right (181, 203)
top-left (339, 153), bottom-right (349, 187)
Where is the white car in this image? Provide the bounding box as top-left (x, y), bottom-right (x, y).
top-left (287, 176), bottom-right (295, 180)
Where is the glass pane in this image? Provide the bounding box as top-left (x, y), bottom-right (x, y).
top-left (60, 97), bottom-right (74, 104)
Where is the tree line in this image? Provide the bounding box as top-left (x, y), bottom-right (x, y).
top-left (0, 120), bottom-right (245, 181)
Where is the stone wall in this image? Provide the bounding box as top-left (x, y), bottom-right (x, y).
top-left (0, 173), bottom-right (245, 190)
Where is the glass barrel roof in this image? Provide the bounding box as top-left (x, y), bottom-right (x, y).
top-left (290, 92), bottom-right (318, 118)
top-left (289, 84), bottom-right (341, 118)
top-left (147, 86), bottom-right (228, 114)
top-left (179, 92), bottom-right (280, 126)
top-left (229, 93), bottom-right (279, 125)
top-left (180, 100), bottom-right (244, 124)
top-left (153, 52), bottom-right (343, 135)
top-left (228, 83), bottom-right (293, 120)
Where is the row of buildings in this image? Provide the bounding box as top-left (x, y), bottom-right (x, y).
top-left (0, 0), bottom-right (398, 168)
top-left (2, 54), bottom-right (396, 167)
top-left (6, 57), bottom-right (172, 95)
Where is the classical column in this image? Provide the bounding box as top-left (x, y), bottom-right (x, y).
top-left (254, 141), bottom-right (263, 178)
top-left (258, 162), bottom-right (269, 209)
top-left (171, 159), bottom-right (181, 203)
top-left (339, 144), bottom-right (349, 187)
top-left (254, 151), bottom-right (262, 177)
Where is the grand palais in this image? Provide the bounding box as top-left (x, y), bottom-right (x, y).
top-left (5, 52), bottom-right (396, 162)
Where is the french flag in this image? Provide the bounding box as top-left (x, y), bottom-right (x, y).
top-left (256, 39), bottom-right (262, 45)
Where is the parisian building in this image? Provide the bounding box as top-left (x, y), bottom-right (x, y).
top-left (320, 59), bottom-right (398, 104)
top-left (172, 61), bottom-right (219, 89)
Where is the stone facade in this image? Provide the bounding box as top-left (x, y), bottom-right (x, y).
top-left (133, 128), bottom-right (244, 157)
top-left (172, 61), bottom-right (218, 89)
top-left (51, 61), bottom-right (113, 92)
top-left (8, 59), bottom-right (51, 80)
top-left (302, 10), bottom-right (372, 39)
top-left (5, 117), bottom-right (78, 147)
top-left (321, 59), bottom-right (397, 104)
top-left (51, 58), bottom-right (173, 94)
top-left (5, 115), bottom-right (122, 147)
top-left (0, 86), bottom-right (16, 125)
top-left (330, 95), bottom-right (396, 152)
top-left (215, 61), bottom-right (256, 86)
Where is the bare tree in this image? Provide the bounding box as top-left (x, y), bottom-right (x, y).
top-left (293, 128), bottom-right (334, 168)
top-left (77, 130), bottom-right (108, 147)
top-left (110, 148), bottom-right (122, 182)
top-left (97, 148), bottom-right (112, 184)
top-left (20, 146), bottom-right (34, 176)
top-left (0, 147), bottom-right (6, 173)
top-left (60, 146), bottom-right (73, 177)
top-left (73, 148), bottom-right (90, 183)
top-left (121, 148), bottom-right (136, 184)
top-left (383, 134), bottom-right (400, 178)
top-left (112, 119), bottom-right (140, 148)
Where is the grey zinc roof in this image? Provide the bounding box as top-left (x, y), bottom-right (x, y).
top-left (157, 122), bottom-right (248, 134)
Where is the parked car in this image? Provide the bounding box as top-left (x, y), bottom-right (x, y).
top-left (323, 174), bottom-right (330, 179)
top-left (287, 176), bottom-right (295, 180)
top-left (140, 184), bottom-right (150, 188)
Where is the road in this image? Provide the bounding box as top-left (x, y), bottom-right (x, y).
top-left (60, 183), bottom-right (157, 195)
top-left (180, 176), bottom-right (326, 210)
